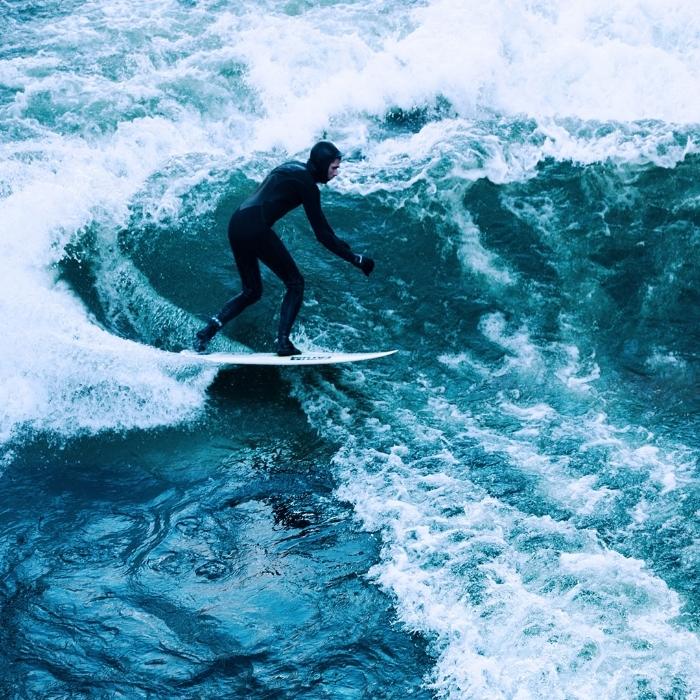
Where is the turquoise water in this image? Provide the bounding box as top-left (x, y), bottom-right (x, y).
top-left (2, 1), bottom-right (700, 697)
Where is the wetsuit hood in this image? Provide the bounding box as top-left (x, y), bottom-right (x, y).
top-left (306, 141), bottom-right (342, 183)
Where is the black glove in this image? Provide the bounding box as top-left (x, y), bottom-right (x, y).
top-left (352, 253), bottom-right (375, 277)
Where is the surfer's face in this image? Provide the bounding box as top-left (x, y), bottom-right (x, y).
top-left (327, 158), bottom-right (341, 181)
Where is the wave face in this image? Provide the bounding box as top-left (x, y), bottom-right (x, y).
top-left (2, 0), bottom-right (700, 697)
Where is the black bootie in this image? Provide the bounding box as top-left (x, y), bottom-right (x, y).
top-left (275, 337), bottom-right (302, 357)
top-left (194, 317), bottom-right (222, 353)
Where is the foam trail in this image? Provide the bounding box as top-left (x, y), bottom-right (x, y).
top-left (353, 470), bottom-right (699, 699)
top-left (0, 117), bottom-right (223, 445)
top-left (292, 373), bottom-right (700, 699)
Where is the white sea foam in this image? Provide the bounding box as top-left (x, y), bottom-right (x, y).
top-left (290, 351), bottom-right (700, 699)
top-left (306, 249), bottom-right (697, 695)
top-left (480, 313), bottom-right (545, 377)
top-left (224, 0), bottom-right (700, 134)
top-left (437, 352), bottom-right (491, 377)
top-left (197, 0), bottom-right (700, 182)
top-left (429, 394), bottom-right (618, 518)
top-left (333, 442), bottom-right (700, 700)
top-left (646, 347), bottom-right (689, 372)
top-left (0, 112), bottom-right (225, 444)
top-left (555, 345), bottom-right (601, 392)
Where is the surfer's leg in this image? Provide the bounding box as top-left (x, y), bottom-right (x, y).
top-left (257, 229), bottom-right (304, 355)
top-left (215, 244), bottom-right (263, 325)
top-left (194, 213), bottom-right (263, 352)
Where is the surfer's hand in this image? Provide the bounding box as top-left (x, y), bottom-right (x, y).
top-left (353, 253), bottom-right (375, 277)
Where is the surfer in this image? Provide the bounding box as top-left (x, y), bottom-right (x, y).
top-left (194, 141), bottom-right (375, 355)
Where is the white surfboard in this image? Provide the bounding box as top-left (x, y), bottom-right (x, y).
top-left (180, 349), bottom-right (397, 366)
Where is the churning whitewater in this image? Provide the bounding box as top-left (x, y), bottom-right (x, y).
top-left (2, 0), bottom-right (699, 698)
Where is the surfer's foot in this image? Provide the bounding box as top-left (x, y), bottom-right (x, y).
top-left (194, 317), bottom-right (222, 353)
top-left (276, 337), bottom-right (302, 356)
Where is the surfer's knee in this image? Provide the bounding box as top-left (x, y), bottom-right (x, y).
top-left (241, 284), bottom-right (262, 305)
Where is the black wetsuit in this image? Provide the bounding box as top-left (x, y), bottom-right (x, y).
top-left (214, 161), bottom-right (355, 342)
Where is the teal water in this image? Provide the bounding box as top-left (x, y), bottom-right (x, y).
top-left (2, 1), bottom-right (700, 698)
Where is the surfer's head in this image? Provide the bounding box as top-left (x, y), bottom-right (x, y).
top-left (307, 141), bottom-right (342, 183)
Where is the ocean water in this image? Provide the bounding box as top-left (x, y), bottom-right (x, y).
top-left (2, 0), bottom-right (700, 698)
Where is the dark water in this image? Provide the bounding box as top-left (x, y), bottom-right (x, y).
top-left (2, 376), bottom-right (431, 698)
top-left (2, 1), bottom-right (700, 698)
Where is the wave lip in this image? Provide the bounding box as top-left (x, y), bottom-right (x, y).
top-left (0, 117), bottom-right (221, 446)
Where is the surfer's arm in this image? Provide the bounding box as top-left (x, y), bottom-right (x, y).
top-left (302, 187), bottom-right (356, 263)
